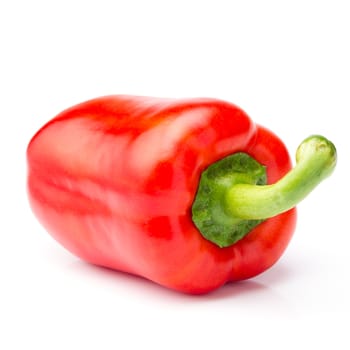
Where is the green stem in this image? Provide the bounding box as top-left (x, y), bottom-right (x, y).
top-left (226, 135), bottom-right (337, 220)
top-left (192, 135), bottom-right (336, 248)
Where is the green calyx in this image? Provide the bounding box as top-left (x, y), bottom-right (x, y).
top-left (191, 153), bottom-right (267, 248)
top-left (192, 135), bottom-right (337, 248)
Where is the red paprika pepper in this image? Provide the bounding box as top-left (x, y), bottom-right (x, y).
top-left (27, 96), bottom-right (336, 294)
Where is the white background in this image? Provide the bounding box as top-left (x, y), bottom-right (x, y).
top-left (1, 0), bottom-right (349, 349)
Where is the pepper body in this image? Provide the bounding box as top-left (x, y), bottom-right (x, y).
top-left (27, 96), bottom-right (296, 294)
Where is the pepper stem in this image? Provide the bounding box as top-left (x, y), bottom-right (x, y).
top-left (226, 135), bottom-right (337, 220)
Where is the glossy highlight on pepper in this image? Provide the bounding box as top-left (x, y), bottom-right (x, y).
top-left (27, 95), bottom-right (336, 294)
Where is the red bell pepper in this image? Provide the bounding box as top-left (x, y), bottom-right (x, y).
top-left (27, 95), bottom-right (336, 294)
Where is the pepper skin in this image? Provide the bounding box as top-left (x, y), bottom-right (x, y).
top-left (27, 96), bottom-right (334, 294)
